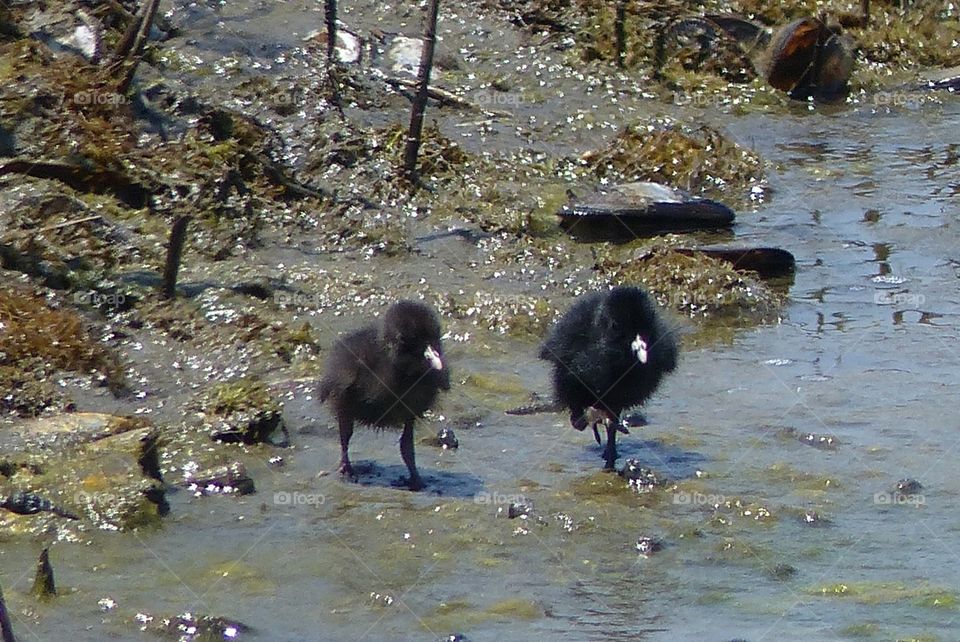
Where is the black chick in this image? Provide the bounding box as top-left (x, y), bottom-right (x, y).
top-left (319, 300), bottom-right (450, 490)
top-left (539, 286), bottom-right (677, 469)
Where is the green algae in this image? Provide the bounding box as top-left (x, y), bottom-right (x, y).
top-left (753, 462), bottom-right (841, 492)
top-left (580, 120), bottom-right (764, 206)
top-left (593, 245), bottom-right (784, 321)
top-left (486, 598), bottom-right (543, 619)
top-left (207, 379), bottom-right (277, 416)
top-left (838, 621), bottom-right (882, 637)
top-left (0, 286), bottom-right (124, 414)
top-left (809, 582), bottom-right (959, 608)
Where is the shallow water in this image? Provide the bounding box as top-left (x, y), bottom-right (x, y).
top-left (5, 1), bottom-right (960, 641)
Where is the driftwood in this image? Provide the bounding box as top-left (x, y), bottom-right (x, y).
top-left (384, 76), bottom-right (512, 117)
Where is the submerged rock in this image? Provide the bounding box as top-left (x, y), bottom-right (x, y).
top-left (618, 459), bottom-right (667, 493)
top-left (135, 611), bottom-right (250, 641)
top-left (181, 462), bottom-right (256, 497)
top-left (896, 479), bottom-right (924, 495)
top-left (800, 510), bottom-right (831, 527)
top-left (673, 247), bottom-right (796, 280)
top-left (797, 431), bottom-right (840, 451)
top-left (635, 536), bottom-right (664, 556)
top-left (497, 499), bottom-right (534, 520)
top-left (422, 427), bottom-right (459, 450)
top-left (771, 563), bottom-right (797, 580)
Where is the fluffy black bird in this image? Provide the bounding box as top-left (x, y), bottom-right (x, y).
top-left (319, 300), bottom-right (450, 490)
top-left (539, 286), bottom-right (678, 469)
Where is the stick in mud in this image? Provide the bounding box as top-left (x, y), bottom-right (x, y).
top-left (161, 215), bottom-right (190, 300)
top-left (324, 0), bottom-right (343, 112)
top-left (31, 548), bottom-right (55, 600)
top-left (402, 0), bottom-right (441, 182)
top-left (615, 0), bottom-right (627, 68)
top-left (110, 0), bottom-right (162, 93)
top-left (0, 579), bottom-right (14, 642)
top-left (324, 0), bottom-right (337, 66)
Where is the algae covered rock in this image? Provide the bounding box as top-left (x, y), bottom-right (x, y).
top-left (0, 413), bottom-right (168, 534)
top-left (593, 245), bottom-right (785, 321)
top-left (579, 120), bottom-right (764, 208)
top-left (198, 379), bottom-right (286, 445)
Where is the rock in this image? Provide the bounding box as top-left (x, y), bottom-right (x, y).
top-left (6, 412), bottom-right (149, 451)
top-left (1, 413), bottom-right (169, 534)
top-left (673, 247), bottom-right (796, 280)
top-left (201, 380), bottom-right (286, 445)
top-left (921, 66), bottom-right (960, 92)
top-left (135, 611), bottom-right (250, 640)
top-left (771, 563), bottom-right (797, 580)
top-left (180, 462), bottom-right (256, 497)
top-left (635, 536), bottom-right (664, 556)
top-left (763, 17), bottom-right (854, 102)
top-left (896, 479), bottom-right (923, 495)
top-left (499, 500), bottom-right (533, 519)
top-left (422, 427), bottom-right (459, 450)
top-left (303, 23), bottom-right (364, 64)
top-left (797, 431), bottom-right (839, 451)
top-left (657, 15), bottom-right (763, 83)
top-left (385, 36), bottom-right (423, 76)
top-left (618, 459), bottom-right (666, 493)
top-left (23, 6), bottom-right (103, 62)
top-left (559, 182), bottom-right (735, 239)
top-left (0, 492), bottom-right (78, 519)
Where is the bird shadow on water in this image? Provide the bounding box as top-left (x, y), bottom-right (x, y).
top-left (577, 438), bottom-right (708, 480)
top-left (346, 461), bottom-right (484, 498)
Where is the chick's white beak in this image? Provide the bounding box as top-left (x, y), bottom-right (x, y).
top-left (631, 334), bottom-right (648, 364)
top-left (424, 345), bottom-right (444, 370)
